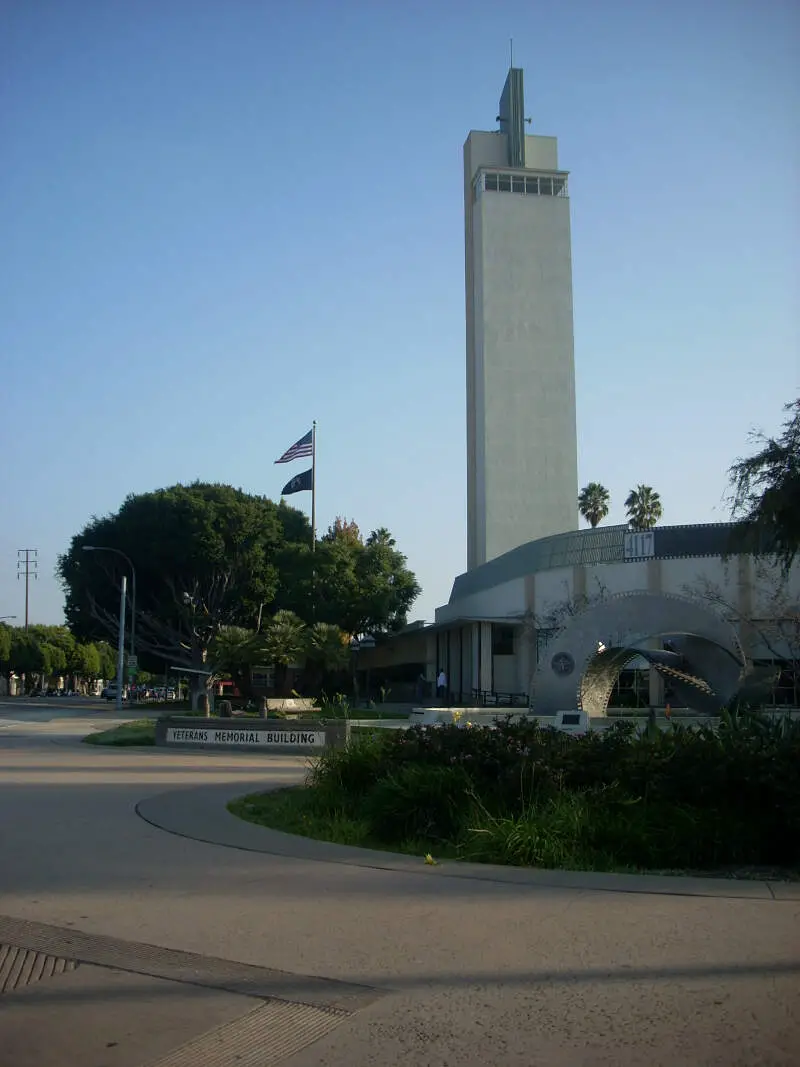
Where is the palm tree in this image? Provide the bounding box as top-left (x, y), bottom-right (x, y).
top-left (308, 622), bottom-right (351, 672)
top-left (625, 485), bottom-right (663, 531)
top-left (209, 625), bottom-right (262, 699)
top-left (366, 527), bottom-right (395, 547)
top-left (263, 610), bottom-right (307, 695)
top-left (578, 483), bottom-right (611, 528)
top-left (305, 622), bottom-right (351, 693)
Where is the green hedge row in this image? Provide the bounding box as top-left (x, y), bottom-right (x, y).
top-left (305, 715), bottom-right (800, 871)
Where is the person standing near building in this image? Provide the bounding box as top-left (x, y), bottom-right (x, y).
top-left (437, 668), bottom-right (447, 704)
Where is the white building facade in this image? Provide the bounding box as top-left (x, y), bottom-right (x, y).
top-left (425, 523), bottom-right (800, 709)
top-left (358, 71), bottom-right (797, 715)
top-left (465, 67), bottom-right (578, 569)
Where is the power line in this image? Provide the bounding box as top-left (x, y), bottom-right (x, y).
top-left (17, 548), bottom-right (38, 631)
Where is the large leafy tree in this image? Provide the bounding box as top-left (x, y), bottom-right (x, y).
top-left (578, 483), bottom-right (611, 528)
top-left (313, 520), bottom-right (420, 636)
top-left (9, 632), bottom-right (48, 684)
top-left (73, 642), bottom-right (102, 680)
top-left (2, 624), bottom-right (113, 691)
top-left (625, 485), bottom-right (663, 531)
top-left (729, 398), bottom-right (800, 572)
top-left (59, 486), bottom-right (420, 703)
top-left (0, 624), bottom-right (11, 665)
top-left (58, 482), bottom-right (308, 703)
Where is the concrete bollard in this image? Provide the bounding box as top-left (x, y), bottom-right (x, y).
top-left (259, 696), bottom-right (268, 719)
top-left (198, 694), bottom-right (210, 718)
top-left (218, 700), bottom-right (233, 718)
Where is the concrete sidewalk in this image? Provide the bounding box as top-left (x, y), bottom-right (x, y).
top-left (0, 732), bottom-right (798, 1066)
top-left (136, 778), bottom-right (800, 901)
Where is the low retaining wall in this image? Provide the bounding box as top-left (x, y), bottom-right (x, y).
top-left (409, 708), bottom-right (534, 727)
top-left (155, 717), bottom-right (349, 753)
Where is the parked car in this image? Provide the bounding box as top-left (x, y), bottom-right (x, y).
top-left (104, 683), bottom-right (127, 702)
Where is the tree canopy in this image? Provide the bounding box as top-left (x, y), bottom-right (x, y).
top-left (58, 484), bottom-right (420, 700)
top-left (58, 483), bottom-right (310, 679)
top-left (0, 623), bottom-right (113, 691)
top-left (625, 485), bottom-right (663, 531)
top-left (578, 483), bottom-right (611, 529)
top-left (313, 520), bottom-right (421, 636)
top-left (729, 398), bottom-right (800, 572)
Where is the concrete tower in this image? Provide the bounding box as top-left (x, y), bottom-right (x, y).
top-left (465, 67), bottom-right (578, 570)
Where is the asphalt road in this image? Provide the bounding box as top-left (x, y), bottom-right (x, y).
top-left (0, 715), bottom-right (798, 1066)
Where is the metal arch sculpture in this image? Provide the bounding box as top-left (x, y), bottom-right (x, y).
top-left (531, 591), bottom-right (746, 716)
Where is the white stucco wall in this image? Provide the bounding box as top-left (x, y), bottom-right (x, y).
top-left (524, 134), bottom-right (558, 170)
top-left (472, 189), bottom-right (578, 564)
top-left (586, 561), bottom-right (650, 598)
top-left (493, 654), bottom-right (517, 691)
top-left (442, 555), bottom-right (797, 635)
top-left (533, 567), bottom-right (574, 622)
top-left (748, 558), bottom-right (800, 615)
top-left (464, 131), bottom-right (578, 570)
top-left (435, 576), bottom-right (525, 624)
top-left (659, 556), bottom-right (739, 602)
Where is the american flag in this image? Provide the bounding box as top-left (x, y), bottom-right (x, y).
top-left (275, 429), bottom-right (313, 464)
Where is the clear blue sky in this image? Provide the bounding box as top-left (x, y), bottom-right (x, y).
top-left (1, 0), bottom-right (798, 627)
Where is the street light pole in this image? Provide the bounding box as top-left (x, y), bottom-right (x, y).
top-left (116, 576), bottom-right (127, 713)
top-left (82, 546), bottom-right (137, 659)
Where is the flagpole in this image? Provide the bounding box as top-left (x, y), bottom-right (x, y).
top-left (311, 420), bottom-right (316, 553)
top-left (311, 421), bottom-right (317, 622)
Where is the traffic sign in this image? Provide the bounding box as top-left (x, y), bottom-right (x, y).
top-left (127, 655), bottom-right (138, 670)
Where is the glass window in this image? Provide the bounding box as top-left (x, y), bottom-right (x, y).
top-left (492, 625), bottom-right (515, 656)
top-left (539, 177), bottom-right (553, 196)
top-left (498, 174), bottom-right (511, 192)
top-left (552, 178), bottom-right (566, 196)
top-left (512, 176), bottom-right (525, 193)
top-left (525, 176), bottom-right (539, 195)
top-left (484, 173), bottom-right (498, 191)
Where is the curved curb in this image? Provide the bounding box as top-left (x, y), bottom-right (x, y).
top-left (134, 779), bottom-right (799, 901)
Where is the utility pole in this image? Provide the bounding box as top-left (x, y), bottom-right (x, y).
top-left (17, 549), bottom-right (38, 631)
top-left (116, 576), bottom-right (127, 713)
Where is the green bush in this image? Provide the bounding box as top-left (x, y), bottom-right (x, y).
top-left (308, 731), bottom-right (390, 809)
top-left (300, 713), bottom-right (800, 871)
top-left (464, 792), bottom-right (595, 869)
top-left (364, 763), bottom-right (472, 844)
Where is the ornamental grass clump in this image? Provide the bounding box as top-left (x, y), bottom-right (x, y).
top-left (303, 714), bottom-right (800, 871)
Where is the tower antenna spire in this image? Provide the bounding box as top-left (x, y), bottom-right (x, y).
top-left (510, 37), bottom-right (513, 70)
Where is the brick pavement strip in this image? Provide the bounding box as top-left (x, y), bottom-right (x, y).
top-left (0, 914), bottom-right (383, 1067)
top-left (0, 914), bottom-right (380, 1014)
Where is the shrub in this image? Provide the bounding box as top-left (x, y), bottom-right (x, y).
top-left (299, 712), bottom-right (800, 871)
top-left (463, 792), bottom-right (595, 869)
top-left (308, 731), bottom-right (392, 811)
top-left (364, 763), bottom-right (472, 844)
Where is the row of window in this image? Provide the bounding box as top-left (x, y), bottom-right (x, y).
top-left (475, 172), bottom-right (569, 200)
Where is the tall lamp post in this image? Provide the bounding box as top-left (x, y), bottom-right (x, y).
top-left (115, 577), bottom-right (127, 713)
top-left (82, 546), bottom-right (137, 660)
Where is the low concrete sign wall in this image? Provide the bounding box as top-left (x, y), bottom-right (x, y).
top-left (155, 717), bottom-right (348, 753)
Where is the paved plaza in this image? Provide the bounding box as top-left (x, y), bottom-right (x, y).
top-left (0, 702), bottom-right (798, 1066)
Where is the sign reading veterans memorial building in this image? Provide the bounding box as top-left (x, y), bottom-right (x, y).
top-left (155, 716), bottom-right (347, 753)
top-left (165, 727), bottom-right (326, 748)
